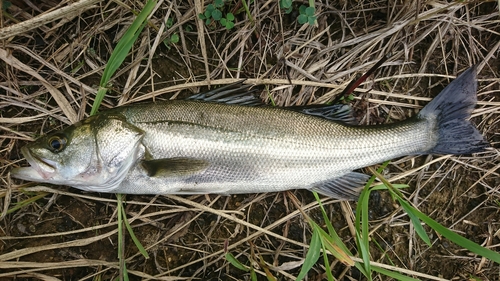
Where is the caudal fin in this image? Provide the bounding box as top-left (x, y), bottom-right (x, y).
top-left (418, 66), bottom-right (489, 154)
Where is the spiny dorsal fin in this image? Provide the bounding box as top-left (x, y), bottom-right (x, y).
top-left (187, 80), bottom-right (262, 106)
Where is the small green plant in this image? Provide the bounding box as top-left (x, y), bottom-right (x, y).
top-left (225, 252), bottom-right (258, 280)
top-left (2, 1), bottom-right (11, 10)
top-left (163, 17), bottom-right (180, 49)
top-left (279, 0), bottom-right (293, 14)
top-left (298, 5), bottom-right (316, 25)
top-left (166, 17), bottom-right (174, 28)
top-left (184, 24), bottom-right (193, 32)
top-left (279, 0), bottom-right (317, 25)
top-left (198, 0), bottom-right (235, 30)
top-left (220, 13), bottom-right (235, 29)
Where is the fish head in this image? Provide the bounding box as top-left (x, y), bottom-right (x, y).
top-left (12, 114), bottom-right (144, 192)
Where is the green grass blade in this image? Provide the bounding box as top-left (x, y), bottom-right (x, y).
top-left (353, 161), bottom-right (391, 280)
top-left (100, 0), bottom-right (156, 85)
top-left (356, 185), bottom-right (372, 280)
top-left (116, 194), bottom-right (127, 280)
top-left (371, 266), bottom-right (420, 281)
top-left (368, 167), bottom-right (431, 245)
top-left (250, 267), bottom-right (257, 281)
top-left (370, 167), bottom-right (500, 264)
top-left (241, 0), bottom-right (253, 23)
top-left (225, 252), bottom-right (249, 272)
top-left (321, 243), bottom-right (335, 281)
top-left (123, 210), bottom-right (149, 259)
top-left (408, 203), bottom-right (500, 264)
top-left (317, 226), bottom-right (354, 266)
top-left (312, 192), bottom-right (340, 243)
top-left (90, 0), bottom-right (157, 115)
top-left (91, 87), bottom-right (109, 116)
top-left (371, 183), bottom-right (408, 191)
top-left (1, 192), bottom-right (48, 215)
top-left (396, 197), bottom-right (431, 246)
top-left (295, 225), bottom-right (322, 281)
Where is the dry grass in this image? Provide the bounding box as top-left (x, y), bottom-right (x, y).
top-left (1, 0), bottom-right (499, 280)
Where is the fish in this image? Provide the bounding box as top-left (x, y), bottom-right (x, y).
top-left (11, 66), bottom-right (489, 199)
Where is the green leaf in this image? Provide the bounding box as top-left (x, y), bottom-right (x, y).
top-left (212, 9), bottom-right (222, 20)
top-left (295, 226), bottom-right (322, 281)
top-left (1, 192), bottom-right (48, 216)
top-left (308, 16), bottom-right (316, 26)
top-left (2, 1), bottom-right (11, 10)
top-left (297, 14), bottom-right (308, 24)
top-left (280, 0), bottom-right (292, 9)
top-left (321, 243), bottom-right (335, 281)
top-left (408, 201), bottom-right (500, 264)
top-left (305, 6), bottom-right (315, 16)
top-left (356, 231), bottom-right (372, 280)
top-left (226, 21), bottom-right (235, 29)
top-left (215, 0), bottom-right (224, 8)
top-left (225, 252), bottom-right (249, 271)
top-left (123, 208), bottom-right (149, 259)
top-left (170, 33), bottom-right (179, 44)
top-left (198, 13), bottom-right (206, 20)
top-left (226, 12), bottom-right (234, 21)
top-left (356, 184), bottom-right (372, 279)
top-left (299, 5), bottom-right (307, 14)
top-left (220, 18), bottom-right (227, 25)
top-left (250, 268), bottom-right (258, 280)
top-left (92, 0), bottom-right (157, 115)
top-left (166, 17), bottom-right (174, 28)
top-left (206, 4), bottom-right (215, 12)
top-left (397, 197), bottom-right (431, 246)
top-left (372, 166), bottom-right (500, 265)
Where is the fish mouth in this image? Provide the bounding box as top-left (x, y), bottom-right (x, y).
top-left (11, 147), bottom-right (56, 181)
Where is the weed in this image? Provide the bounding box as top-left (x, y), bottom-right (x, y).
top-left (280, 0), bottom-right (317, 25)
top-left (292, 162), bottom-right (500, 280)
top-left (163, 17), bottom-right (180, 49)
top-left (198, 0), bottom-right (235, 30)
top-left (2, 1), bottom-right (11, 10)
top-left (298, 5), bottom-right (316, 25)
top-left (280, 0), bottom-right (293, 14)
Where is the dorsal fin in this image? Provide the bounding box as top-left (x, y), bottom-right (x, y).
top-left (187, 80), bottom-right (263, 106)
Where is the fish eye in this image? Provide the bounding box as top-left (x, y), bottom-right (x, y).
top-left (47, 134), bottom-right (67, 152)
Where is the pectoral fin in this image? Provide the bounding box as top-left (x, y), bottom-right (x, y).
top-left (310, 172), bottom-right (370, 200)
top-left (141, 158), bottom-right (210, 177)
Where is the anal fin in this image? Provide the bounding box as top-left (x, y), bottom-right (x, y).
top-left (292, 104), bottom-right (356, 124)
top-left (310, 172), bottom-right (370, 200)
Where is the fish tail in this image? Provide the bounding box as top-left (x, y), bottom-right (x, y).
top-left (419, 66), bottom-right (489, 154)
